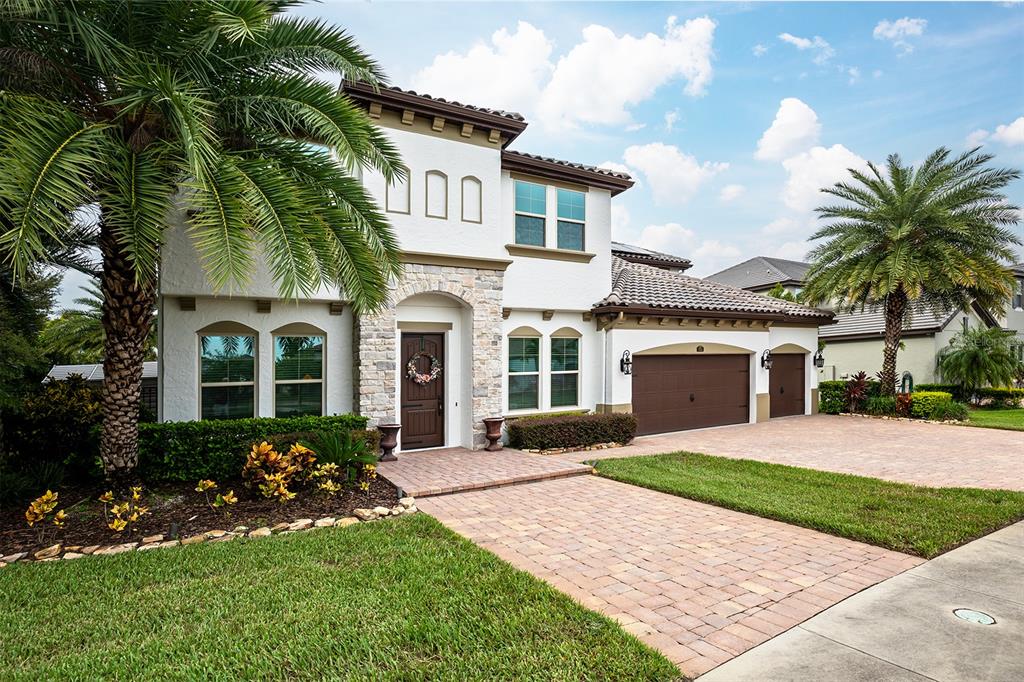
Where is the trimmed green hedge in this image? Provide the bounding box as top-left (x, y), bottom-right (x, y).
top-left (507, 413), bottom-right (637, 450)
top-left (818, 380), bottom-right (846, 414)
top-left (138, 415), bottom-right (370, 482)
top-left (916, 383), bottom-right (963, 402)
top-left (975, 387), bottom-right (1024, 407)
top-left (909, 392), bottom-right (953, 420)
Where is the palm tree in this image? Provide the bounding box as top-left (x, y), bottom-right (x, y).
top-left (937, 327), bottom-right (1018, 403)
top-left (42, 280), bottom-right (157, 364)
top-left (0, 1), bottom-right (404, 479)
top-left (803, 148), bottom-right (1021, 396)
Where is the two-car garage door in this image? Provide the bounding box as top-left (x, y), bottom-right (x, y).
top-left (632, 355), bottom-right (750, 436)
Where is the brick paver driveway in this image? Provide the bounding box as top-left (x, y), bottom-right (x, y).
top-left (419, 475), bottom-right (921, 678)
top-left (580, 414), bottom-right (1024, 491)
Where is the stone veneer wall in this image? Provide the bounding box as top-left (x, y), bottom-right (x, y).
top-left (354, 263), bottom-right (504, 448)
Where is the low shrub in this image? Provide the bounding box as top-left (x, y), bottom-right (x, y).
top-left (895, 393), bottom-right (913, 417)
top-left (512, 409), bottom-right (590, 421)
top-left (507, 413), bottom-right (637, 450)
top-left (863, 396), bottom-right (897, 416)
top-left (818, 381), bottom-right (847, 414)
top-left (910, 391), bottom-right (953, 419)
top-left (137, 414), bottom-right (369, 483)
top-left (915, 383), bottom-right (963, 402)
top-left (929, 401), bottom-right (969, 421)
top-left (845, 372), bottom-right (871, 413)
top-left (975, 387), bottom-right (1024, 408)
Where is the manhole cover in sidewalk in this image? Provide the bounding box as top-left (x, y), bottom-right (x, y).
top-left (953, 608), bottom-right (996, 625)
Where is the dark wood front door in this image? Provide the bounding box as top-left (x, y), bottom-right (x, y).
top-left (400, 333), bottom-right (445, 449)
top-left (632, 354), bottom-right (750, 436)
top-left (770, 353), bottom-right (805, 418)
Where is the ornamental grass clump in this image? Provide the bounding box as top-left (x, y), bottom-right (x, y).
top-left (25, 490), bottom-right (67, 543)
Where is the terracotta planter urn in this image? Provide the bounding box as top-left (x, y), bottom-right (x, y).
top-left (482, 417), bottom-right (505, 452)
top-left (377, 424), bottom-right (401, 461)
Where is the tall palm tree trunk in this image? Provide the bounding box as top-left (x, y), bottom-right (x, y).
top-left (98, 224), bottom-right (156, 481)
top-left (880, 289), bottom-right (907, 396)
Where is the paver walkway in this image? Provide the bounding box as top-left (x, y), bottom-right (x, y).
top-left (701, 521), bottom-right (1024, 681)
top-left (376, 447), bottom-right (591, 497)
top-left (575, 415), bottom-right (1024, 491)
top-left (418, 475), bottom-right (922, 678)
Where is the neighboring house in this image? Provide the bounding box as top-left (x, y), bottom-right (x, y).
top-left (46, 362), bottom-right (158, 414)
top-left (157, 85), bottom-right (832, 450)
top-left (1000, 262), bottom-right (1024, 363)
top-left (708, 255), bottom-right (1007, 385)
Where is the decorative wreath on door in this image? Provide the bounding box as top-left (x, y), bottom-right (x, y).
top-left (406, 351), bottom-right (443, 385)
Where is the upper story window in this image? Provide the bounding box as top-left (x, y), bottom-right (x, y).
top-left (274, 335), bottom-right (324, 418)
top-left (386, 173), bottom-right (410, 214)
top-left (556, 188), bottom-right (585, 251)
top-left (514, 180), bottom-right (546, 246)
top-left (508, 335), bottom-right (540, 410)
top-left (200, 334), bottom-right (256, 420)
top-left (425, 170), bottom-right (448, 219)
top-left (1013, 278), bottom-right (1024, 310)
top-left (461, 176), bottom-right (482, 223)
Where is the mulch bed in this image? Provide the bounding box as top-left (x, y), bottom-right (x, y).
top-left (0, 476), bottom-right (398, 556)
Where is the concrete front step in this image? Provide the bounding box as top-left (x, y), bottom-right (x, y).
top-left (376, 447), bottom-right (593, 498)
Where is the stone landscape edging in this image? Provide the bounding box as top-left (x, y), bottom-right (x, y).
top-left (837, 412), bottom-right (966, 425)
top-left (0, 497), bottom-right (418, 566)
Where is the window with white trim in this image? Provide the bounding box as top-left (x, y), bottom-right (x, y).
top-left (550, 337), bottom-right (579, 407)
top-left (556, 188), bottom-right (585, 251)
top-left (200, 335), bottom-right (256, 420)
top-left (425, 170), bottom-right (448, 218)
top-left (274, 335), bottom-right (324, 417)
top-left (508, 336), bottom-right (540, 410)
top-left (514, 180), bottom-right (546, 246)
top-left (1013, 278), bottom-right (1024, 310)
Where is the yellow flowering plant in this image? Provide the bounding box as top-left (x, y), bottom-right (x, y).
top-left (25, 490), bottom-right (68, 543)
top-left (100, 487), bottom-right (150, 535)
top-left (242, 440), bottom-right (316, 502)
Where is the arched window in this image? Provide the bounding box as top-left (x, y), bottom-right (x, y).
top-left (461, 175), bottom-right (482, 223)
top-left (272, 323), bottom-right (325, 418)
top-left (198, 322), bottom-right (257, 420)
top-left (551, 328), bottom-right (581, 407)
top-left (386, 171), bottom-right (410, 214)
top-left (508, 326), bottom-right (541, 410)
top-left (425, 170), bottom-right (448, 219)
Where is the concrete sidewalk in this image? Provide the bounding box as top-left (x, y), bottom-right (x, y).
top-left (700, 521), bottom-right (1024, 681)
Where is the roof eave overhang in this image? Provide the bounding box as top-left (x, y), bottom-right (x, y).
top-left (344, 81), bottom-right (528, 145)
top-left (591, 304), bottom-right (833, 326)
top-left (502, 151), bottom-right (635, 196)
top-left (820, 328), bottom-right (939, 342)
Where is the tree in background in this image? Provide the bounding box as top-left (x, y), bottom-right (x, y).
top-left (765, 283), bottom-right (799, 302)
top-left (803, 148), bottom-right (1021, 396)
top-left (41, 281), bottom-right (157, 365)
top-left (0, 1), bottom-right (404, 480)
top-left (938, 327), bottom-right (1019, 403)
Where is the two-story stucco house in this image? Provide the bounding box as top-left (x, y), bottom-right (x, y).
top-left (156, 84), bottom-right (833, 451)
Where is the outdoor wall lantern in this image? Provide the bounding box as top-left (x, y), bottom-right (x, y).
top-left (760, 349), bottom-right (774, 370)
top-left (813, 349), bottom-right (825, 368)
top-left (620, 350), bottom-right (633, 375)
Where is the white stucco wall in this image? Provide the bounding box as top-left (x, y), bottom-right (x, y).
top-left (159, 296), bottom-right (353, 422)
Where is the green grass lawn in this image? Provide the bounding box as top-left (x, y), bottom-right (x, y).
top-left (595, 453), bottom-right (1024, 558)
top-left (0, 514), bottom-right (678, 681)
top-left (967, 407), bottom-right (1024, 431)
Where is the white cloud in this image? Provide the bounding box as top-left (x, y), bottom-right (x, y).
top-left (760, 217), bottom-right (803, 236)
top-left (719, 184), bottom-right (746, 202)
top-left (873, 69), bottom-right (884, 79)
top-left (966, 128), bottom-right (990, 148)
top-left (873, 17), bottom-right (927, 54)
top-left (622, 143), bottom-right (728, 204)
top-left (778, 32), bottom-right (834, 64)
top-left (537, 16), bottom-right (716, 130)
top-left (755, 98), bottom-right (821, 161)
top-left (411, 21), bottom-right (553, 116)
top-left (781, 144), bottom-right (870, 213)
top-left (664, 109), bottom-right (680, 132)
top-left (991, 116), bottom-right (1024, 146)
top-left (846, 66), bottom-right (861, 84)
top-left (414, 17), bottom-right (717, 132)
top-left (752, 43), bottom-right (768, 57)
top-left (610, 204), bottom-right (631, 240)
top-left (636, 223), bottom-right (741, 275)
top-left (625, 123), bottom-right (647, 132)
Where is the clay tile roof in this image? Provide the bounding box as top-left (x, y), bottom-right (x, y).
top-left (595, 257), bottom-right (833, 322)
top-left (501, 151), bottom-right (635, 195)
top-left (503, 151), bottom-right (632, 180)
top-left (706, 256), bottom-right (811, 291)
top-left (369, 83), bottom-right (525, 121)
top-left (611, 241), bottom-right (692, 270)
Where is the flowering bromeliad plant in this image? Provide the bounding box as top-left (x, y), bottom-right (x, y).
top-left (99, 487), bottom-right (150, 534)
top-left (195, 479), bottom-right (238, 513)
top-left (25, 490), bottom-right (68, 543)
top-left (242, 441), bottom-right (316, 502)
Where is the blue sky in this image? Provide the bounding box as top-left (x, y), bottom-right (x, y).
top-left (53, 2), bottom-right (1024, 305)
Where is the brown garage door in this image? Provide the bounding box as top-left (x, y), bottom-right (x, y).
top-left (632, 354), bottom-right (750, 436)
top-left (770, 353), bottom-right (805, 418)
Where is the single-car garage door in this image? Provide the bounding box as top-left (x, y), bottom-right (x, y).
top-left (632, 354), bottom-right (750, 436)
top-left (769, 353), bottom-right (805, 418)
